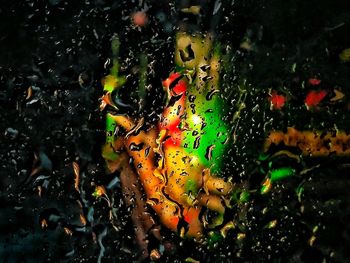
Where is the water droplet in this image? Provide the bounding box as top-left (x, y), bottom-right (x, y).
top-left (129, 142), bottom-right (144, 151)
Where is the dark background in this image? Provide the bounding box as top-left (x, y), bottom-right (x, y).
top-left (1, 0), bottom-right (350, 262)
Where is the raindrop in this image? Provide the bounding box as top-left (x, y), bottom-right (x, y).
top-left (189, 95), bottom-right (196, 102)
top-left (205, 145), bottom-right (215, 161)
top-left (179, 44), bottom-right (195, 62)
top-left (144, 146), bottom-right (151, 157)
top-left (206, 89), bottom-right (220, 100)
top-left (129, 142), bottom-right (145, 151)
top-left (193, 136), bottom-right (201, 149)
top-left (200, 64), bottom-right (211, 71)
top-left (202, 75), bottom-right (213, 82)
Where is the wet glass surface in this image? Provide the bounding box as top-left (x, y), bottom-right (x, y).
top-left (1, 1), bottom-right (350, 262)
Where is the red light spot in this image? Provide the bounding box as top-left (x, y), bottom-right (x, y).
top-left (132, 11), bottom-right (148, 27)
top-left (162, 72), bottom-right (181, 88)
top-left (183, 208), bottom-right (199, 224)
top-left (308, 78), bottom-right (321, 86)
top-left (305, 90), bottom-right (327, 108)
top-left (173, 80), bottom-right (186, 95)
top-left (270, 92), bottom-right (286, 110)
top-left (163, 120), bottom-right (182, 147)
top-left (170, 216), bottom-right (179, 228)
top-left (160, 73), bottom-right (187, 148)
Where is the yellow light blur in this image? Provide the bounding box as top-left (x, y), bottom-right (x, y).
top-left (191, 114), bottom-right (202, 125)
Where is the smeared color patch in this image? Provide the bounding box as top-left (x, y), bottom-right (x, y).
top-left (339, 48), bottom-right (350, 62)
top-left (305, 90), bottom-right (327, 107)
top-left (183, 208), bottom-right (200, 225)
top-left (308, 78), bottom-right (321, 86)
top-left (185, 179), bottom-right (198, 194)
top-left (270, 167), bottom-right (295, 182)
top-left (270, 91), bottom-right (286, 110)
